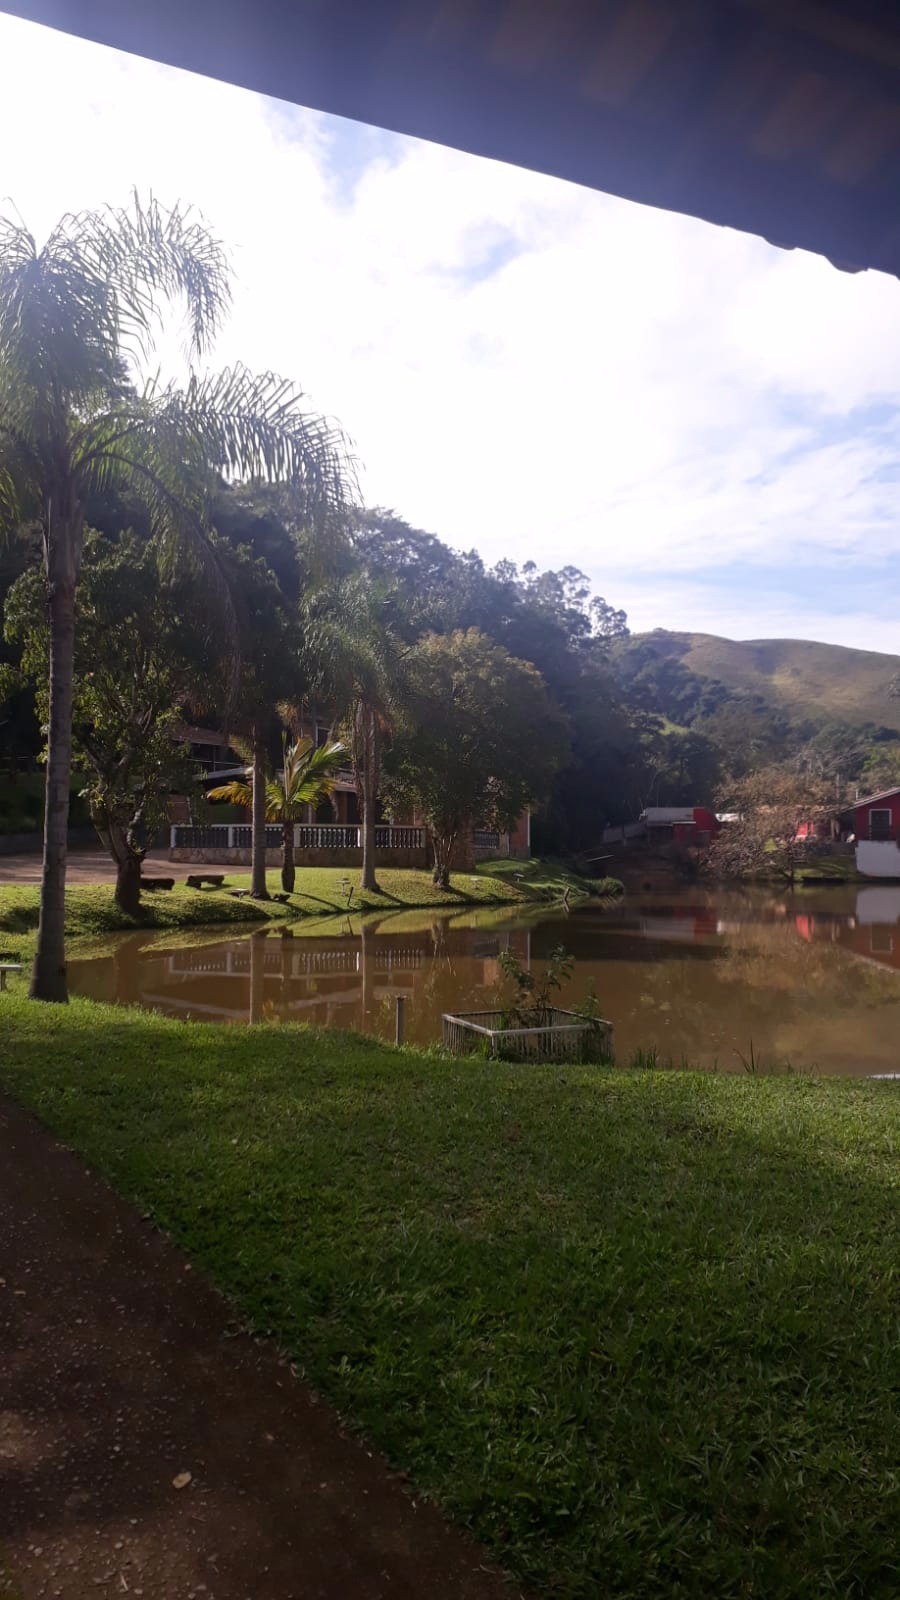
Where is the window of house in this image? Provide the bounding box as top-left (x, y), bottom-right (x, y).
top-left (869, 809), bottom-right (892, 839)
top-left (871, 927), bottom-right (894, 955)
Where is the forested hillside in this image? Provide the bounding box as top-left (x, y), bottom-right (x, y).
top-left (628, 631), bottom-right (900, 732)
top-left (5, 501), bottom-right (900, 852)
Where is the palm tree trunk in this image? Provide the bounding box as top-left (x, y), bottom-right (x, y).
top-left (250, 723), bottom-right (269, 900)
top-left (30, 576), bottom-right (77, 1002)
top-left (281, 819), bottom-right (296, 894)
top-left (358, 702), bottom-right (380, 894)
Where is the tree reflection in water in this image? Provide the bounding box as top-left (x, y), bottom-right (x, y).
top-left (65, 888), bottom-right (900, 1076)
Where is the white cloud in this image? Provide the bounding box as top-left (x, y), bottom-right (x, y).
top-left (1, 12), bottom-right (899, 648)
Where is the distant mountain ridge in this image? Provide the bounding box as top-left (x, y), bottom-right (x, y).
top-left (630, 631), bottom-right (900, 732)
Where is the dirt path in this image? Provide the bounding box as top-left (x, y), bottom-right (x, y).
top-left (0, 1096), bottom-right (520, 1600)
top-left (0, 849), bottom-right (233, 886)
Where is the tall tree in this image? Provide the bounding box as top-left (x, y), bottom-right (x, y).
top-left (212, 485), bottom-right (345, 898)
top-left (209, 732), bottom-right (345, 894)
top-left (212, 533), bottom-right (304, 899)
top-left (0, 196), bottom-right (353, 997)
top-left (384, 629), bottom-right (568, 887)
top-left (301, 575), bottom-right (409, 893)
top-left (2, 530), bottom-right (219, 912)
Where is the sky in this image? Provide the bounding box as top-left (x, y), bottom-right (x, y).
top-left (1, 11), bottom-right (900, 654)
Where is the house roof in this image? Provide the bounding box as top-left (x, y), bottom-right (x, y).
top-left (172, 724), bottom-right (235, 748)
top-left (9, 0), bottom-right (900, 278)
top-left (852, 786), bottom-right (900, 809)
top-left (642, 808), bottom-right (698, 825)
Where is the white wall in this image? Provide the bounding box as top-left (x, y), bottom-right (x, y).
top-left (856, 841), bottom-right (900, 880)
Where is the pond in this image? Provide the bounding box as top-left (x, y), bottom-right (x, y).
top-left (67, 885), bottom-right (900, 1075)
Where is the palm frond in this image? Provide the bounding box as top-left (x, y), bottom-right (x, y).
top-left (264, 735), bottom-right (347, 821)
top-left (207, 779), bottom-right (252, 808)
top-left (71, 398), bottom-right (239, 692)
top-left (300, 573), bottom-right (408, 719)
top-left (146, 366), bottom-right (358, 516)
top-left (0, 193), bottom-right (231, 410)
top-left (0, 462), bottom-right (20, 538)
top-left (0, 422), bottom-right (41, 538)
top-left (43, 192), bottom-right (230, 364)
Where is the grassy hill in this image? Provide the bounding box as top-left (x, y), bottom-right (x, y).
top-left (632, 631), bottom-right (900, 730)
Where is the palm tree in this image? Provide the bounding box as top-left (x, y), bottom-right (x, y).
top-left (0, 195), bottom-right (353, 1000)
top-left (302, 576), bottom-right (408, 893)
top-left (210, 734), bottom-right (345, 894)
top-left (214, 531), bottom-right (305, 902)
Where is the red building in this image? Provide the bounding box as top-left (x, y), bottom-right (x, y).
top-left (847, 787), bottom-right (900, 880)
top-left (850, 787), bottom-right (900, 842)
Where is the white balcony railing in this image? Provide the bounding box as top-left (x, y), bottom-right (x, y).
top-left (170, 823), bottom-right (425, 852)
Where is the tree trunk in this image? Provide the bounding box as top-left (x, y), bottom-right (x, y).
top-left (250, 724), bottom-right (269, 900)
top-left (431, 830), bottom-right (456, 890)
top-left (281, 820), bottom-right (296, 894)
top-left (30, 577), bottom-right (77, 1002)
top-left (96, 816), bottom-right (143, 917)
top-left (357, 701), bottom-right (380, 894)
top-left (115, 851), bottom-right (143, 916)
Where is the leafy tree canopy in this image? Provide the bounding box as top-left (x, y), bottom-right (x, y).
top-left (384, 628), bottom-right (569, 885)
top-left (2, 530), bottom-right (221, 909)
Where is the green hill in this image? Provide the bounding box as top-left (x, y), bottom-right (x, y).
top-left (631, 631), bottom-right (900, 731)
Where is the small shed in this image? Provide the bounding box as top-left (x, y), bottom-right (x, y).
top-left (641, 806), bottom-right (718, 848)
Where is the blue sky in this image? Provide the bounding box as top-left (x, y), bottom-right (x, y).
top-left (1, 11), bottom-right (899, 654)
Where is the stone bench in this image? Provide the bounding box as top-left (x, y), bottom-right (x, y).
top-left (141, 877), bottom-right (175, 892)
top-left (186, 873), bottom-right (226, 890)
top-left (0, 963), bottom-right (23, 991)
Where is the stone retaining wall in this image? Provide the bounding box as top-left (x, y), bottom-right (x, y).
top-left (169, 846), bottom-right (430, 869)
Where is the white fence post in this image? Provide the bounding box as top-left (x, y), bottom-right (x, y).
top-left (169, 825), bottom-right (177, 849)
top-left (227, 825), bottom-right (236, 849)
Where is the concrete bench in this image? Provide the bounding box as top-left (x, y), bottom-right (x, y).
top-left (141, 877), bottom-right (175, 891)
top-left (0, 963), bottom-right (23, 991)
top-left (186, 873), bottom-right (226, 890)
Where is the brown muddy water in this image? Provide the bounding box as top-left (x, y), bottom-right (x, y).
top-left (67, 885), bottom-right (900, 1075)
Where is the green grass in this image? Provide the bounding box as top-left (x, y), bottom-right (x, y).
top-left (0, 990), bottom-right (896, 1599)
top-left (792, 855), bottom-right (860, 884)
top-left (0, 859), bottom-right (603, 964)
top-left (0, 882), bottom-right (292, 963)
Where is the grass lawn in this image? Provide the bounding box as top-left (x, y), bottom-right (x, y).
top-left (792, 856), bottom-right (860, 884)
top-left (0, 858), bottom-right (602, 964)
top-left (0, 990), bottom-right (896, 1598)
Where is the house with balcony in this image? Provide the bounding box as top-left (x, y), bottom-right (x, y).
top-left (166, 716), bottom-right (530, 870)
top-left (846, 787), bottom-right (900, 880)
